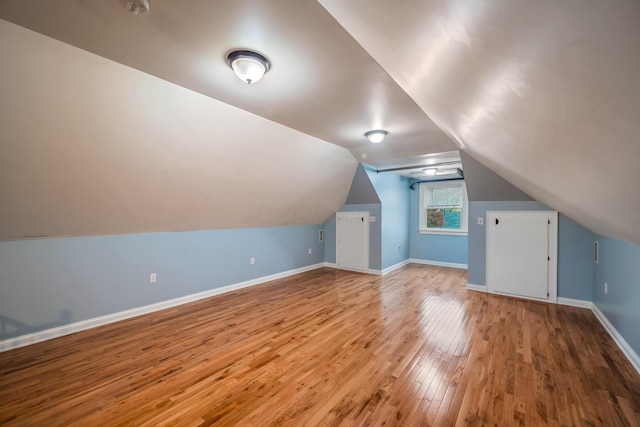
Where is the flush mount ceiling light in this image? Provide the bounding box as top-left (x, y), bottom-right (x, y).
top-left (119, 0), bottom-right (150, 15)
top-left (423, 167), bottom-right (464, 177)
top-left (364, 130), bottom-right (388, 144)
top-left (226, 50), bottom-right (271, 84)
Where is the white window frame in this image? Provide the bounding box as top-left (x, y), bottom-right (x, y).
top-left (419, 180), bottom-right (468, 235)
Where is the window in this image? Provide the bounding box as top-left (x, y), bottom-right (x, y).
top-left (419, 181), bottom-right (468, 234)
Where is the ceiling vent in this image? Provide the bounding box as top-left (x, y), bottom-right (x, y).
top-left (119, 0), bottom-right (150, 15)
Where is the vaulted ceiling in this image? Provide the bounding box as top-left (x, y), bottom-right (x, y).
top-left (319, 0), bottom-right (640, 244)
top-left (0, 0), bottom-right (455, 164)
top-left (1, 1), bottom-right (639, 244)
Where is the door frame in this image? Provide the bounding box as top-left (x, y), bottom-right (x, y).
top-left (486, 211), bottom-right (558, 303)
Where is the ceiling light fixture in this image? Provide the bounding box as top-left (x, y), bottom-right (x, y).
top-left (226, 50), bottom-right (271, 84)
top-left (365, 130), bottom-right (388, 144)
top-left (424, 168), bottom-right (437, 176)
top-left (119, 0), bottom-right (150, 15)
top-left (436, 168), bottom-right (461, 176)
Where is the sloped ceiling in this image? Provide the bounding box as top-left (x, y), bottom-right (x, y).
top-left (2, 1), bottom-right (640, 245)
top-left (0, 21), bottom-right (356, 239)
top-left (0, 0), bottom-right (455, 165)
top-left (319, 0), bottom-right (640, 244)
top-left (0, 0), bottom-right (458, 240)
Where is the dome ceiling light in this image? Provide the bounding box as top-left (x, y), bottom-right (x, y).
top-left (364, 130), bottom-right (388, 144)
top-left (226, 50), bottom-right (271, 84)
top-left (119, 0), bottom-right (150, 15)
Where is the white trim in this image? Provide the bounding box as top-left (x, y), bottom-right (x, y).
top-left (591, 304), bottom-right (640, 375)
top-left (0, 263), bottom-right (325, 353)
top-left (409, 258), bottom-right (468, 269)
top-left (419, 180), bottom-right (468, 234)
top-left (418, 230), bottom-right (468, 236)
top-left (489, 290), bottom-right (557, 304)
top-left (324, 263), bottom-right (381, 276)
top-left (466, 283), bottom-right (487, 292)
top-left (557, 297), bottom-right (593, 309)
top-left (381, 259), bottom-right (410, 275)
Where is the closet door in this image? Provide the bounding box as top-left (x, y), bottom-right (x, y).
top-left (486, 211), bottom-right (557, 301)
top-left (336, 211), bottom-right (369, 272)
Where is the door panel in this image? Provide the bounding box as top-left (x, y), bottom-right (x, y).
top-left (336, 211), bottom-right (369, 272)
top-left (487, 212), bottom-right (552, 300)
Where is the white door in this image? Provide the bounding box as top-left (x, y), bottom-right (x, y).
top-left (336, 211), bottom-right (369, 272)
top-left (486, 211), bottom-right (557, 301)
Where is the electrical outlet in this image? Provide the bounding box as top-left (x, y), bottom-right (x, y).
top-left (478, 216), bottom-right (484, 225)
top-left (250, 257), bottom-right (255, 265)
top-left (604, 282), bottom-right (608, 294)
top-left (308, 248), bottom-right (312, 254)
top-left (149, 273), bottom-right (157, 284)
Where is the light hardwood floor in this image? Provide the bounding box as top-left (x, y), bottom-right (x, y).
top-left (0, 265), bottom-right (639, 426)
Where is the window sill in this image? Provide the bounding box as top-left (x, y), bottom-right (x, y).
top-left (419, 229), bottom-right (468, 237)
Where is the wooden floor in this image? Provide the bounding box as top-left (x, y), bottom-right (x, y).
top-left (1, 265), bottom-right (639, 426)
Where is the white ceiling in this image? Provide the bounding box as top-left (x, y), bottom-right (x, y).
top-left (1, 0), bottom-right (639, 244)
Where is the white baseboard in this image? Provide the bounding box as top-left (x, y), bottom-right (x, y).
top-left (409, 259), bottom-right (468, 269)
top-left (591, 304), bottom-right (640, 375)
top-left (466, 283), bottom-right (486, 292)
top-left (0, 263), bottom-right (325, 353)
top-left (557, 297), bottom-right (593, 309)
top-left (324, 260), bottom-right (409, 276)
top-left (323, 262), bottom-right (384, 276)
top-left (381, 260), bottom-right (410, 275)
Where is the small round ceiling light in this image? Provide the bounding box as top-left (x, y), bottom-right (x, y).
top-left (364, 130), bottom-right (388, 144)
top-left (226, 50), bottom-right (271, 84)
top-left (424, 168), bottom-right (437, 176)
top-left (119, 0), bottom-right (150, 15)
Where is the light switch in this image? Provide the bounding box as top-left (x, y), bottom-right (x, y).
top-left (478, 216), bottom-right (484, 225)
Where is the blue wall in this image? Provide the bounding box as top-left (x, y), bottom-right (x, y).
top-left (323, 203), bottom-right (382, 270)
top-left (558, 215), bottom-right (595, 300)
top-left (409, 186), bottom-right (468, 265)
top-left (0, 225), bottom-right (324, 340)
top-left (366, 169), bottom-right (411, 270)
top-left (593, 236), bottom-right (640, 355)
top-left (467, 201), bottom-right (595, 300)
